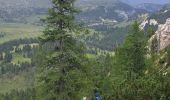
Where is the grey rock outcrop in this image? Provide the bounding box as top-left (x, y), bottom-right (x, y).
top-left (156, 18), bottom-right (170, 50)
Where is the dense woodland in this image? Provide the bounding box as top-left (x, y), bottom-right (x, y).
top-left (0, 0), bottom-right (170, 100)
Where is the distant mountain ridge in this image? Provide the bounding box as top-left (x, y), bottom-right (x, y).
top-left (121, 0), bottom-right (170, 5)
top-left (0, 0), bottom-right (51, 22)
top-left (0, 0), bottom-right (118, 10)
top-left (0, 0), bottom-right (50, 9)
top-left (76, 0), bottom-right (118, 8)
top-left (135, 3), bottom-right (163, 12)
top-left (0, 0), bottom-right (148, 23)
top-left (77, 1), bottom-right (148, 24)
top-left (0, 0), bottom-right (167, 25)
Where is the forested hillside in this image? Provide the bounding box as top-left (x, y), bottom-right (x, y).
top-left (0, 0), bottom-right (170, 100)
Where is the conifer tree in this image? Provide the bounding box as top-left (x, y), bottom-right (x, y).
top-left (116, 21), bottom-right (146, 79)
top-left (150, 35), bottom-right (158, 61)
top-left (37, 0), bottom-right (91, 100)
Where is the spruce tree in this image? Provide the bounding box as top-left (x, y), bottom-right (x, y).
top-left (116, 21), bottom-right (146, 79)
top-left (37, 0), bottom-right (91, 100)
top-left (147, 27), bottom-right (155, 38)
top-left (150, 35), bottom-right (158, 61)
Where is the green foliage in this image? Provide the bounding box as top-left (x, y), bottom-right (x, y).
top-left (0, 88), bottom-right (36, 100)
top-left (36, 42), bottom-right (93, 100)
top-left (116, 21), bottom-right (146, 78)
top-left (36, 9), bottom-right (170, 99)
top-left (107, 22), bottom-right (170, 100)
top-left (40, 0), bottom-right (79, 43)
top-left (86, 54), bottom-right (120, 100)
top-left (147, 27), bottom-right (155, 39)
top-left (150, 35), bottom-right (159, 62)
top-left (107, 73), bottom-right (170, 100)
top-left (4, 52), bottom-right (13, 63)
top-left (11, 53), bottom-right (31, 64)
top-left (0, 38), bottom-right (38, 94)
top-left (166, 47), bottom-right (170, 66)
top-left (37, 0), bottom-right (92, 100)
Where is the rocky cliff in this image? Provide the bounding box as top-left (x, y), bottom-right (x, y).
top-left (156, 18), bottom-right (170, 50)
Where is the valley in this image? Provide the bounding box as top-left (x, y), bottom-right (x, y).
top-left (0, 23), bottom-right (42, 44)
top-left (0, 0), bottom-right (170, 100)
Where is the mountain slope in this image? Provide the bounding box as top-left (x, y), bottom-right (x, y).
top-left (77, 1), bottom-right (148, 25)
top-left (0, 0), bottom-right (149, 50)
top-left (135, 3), bottom-right (163, 12)
top-left (145, 5), bottom-right (170, 74)
top-left (140, 4), bottom-right (170, 31)
top-left (0, 0), bottom-right (50, 8)
top-left (121, 0), bottom-right (170, 5)
top-left (76, 0), bottom-right (118, 8)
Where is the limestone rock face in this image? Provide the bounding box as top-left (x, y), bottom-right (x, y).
top-left (156, 18), bottom-right (170, 50)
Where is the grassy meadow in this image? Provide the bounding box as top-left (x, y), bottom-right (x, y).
top-left (0, 21), bottom-right (41, 93)
top-left (0, 69), bottom-right (34, 93)
top-left (0, 22), bottom-right (43, 44)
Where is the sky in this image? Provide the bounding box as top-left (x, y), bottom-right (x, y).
top-left (121, 0), bottom-right (170, 5)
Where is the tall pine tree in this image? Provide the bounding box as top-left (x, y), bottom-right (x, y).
top-left (37, 0), bottom-right (91, 100)
top-left (116, 21), bottom-right (146, 79)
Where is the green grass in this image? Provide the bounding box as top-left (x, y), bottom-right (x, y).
top-left (11, 43), bottom-right (39, 64)
top-left (86, 54), bottom-right (96, 59)
top-left (0, 23), bottom-right (43, 44)
top-left (11, 53), bottom-right (31, 64)
top-left (0, 70), bottom-right (34, 94)
top-left (0, 16), bottom-right (41, 94)
top-left (24, 14), bottom-right (46, 24)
